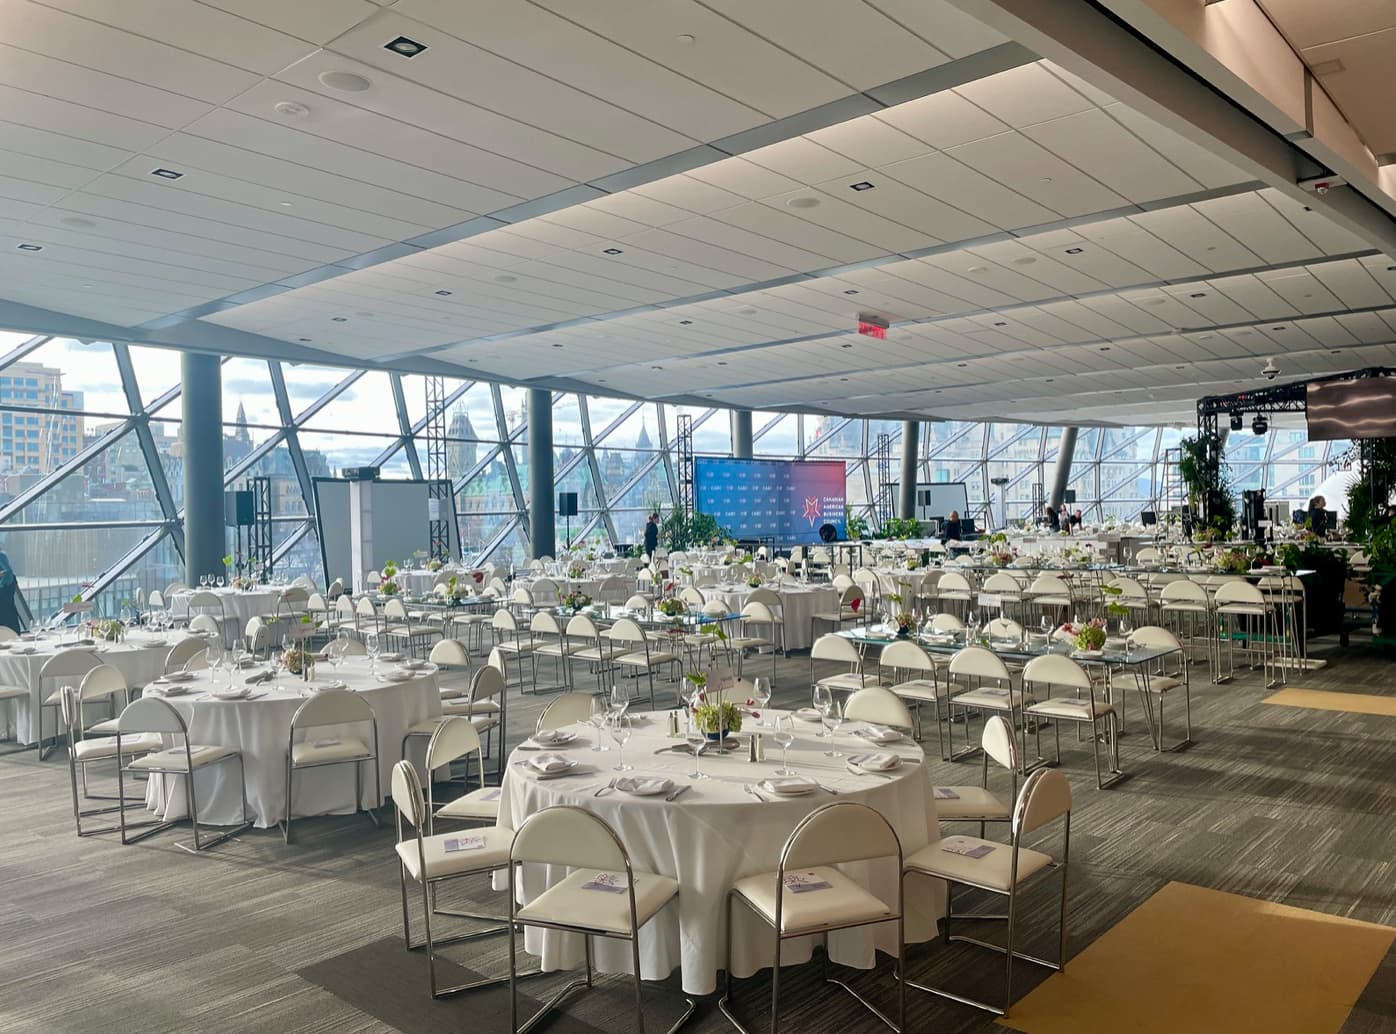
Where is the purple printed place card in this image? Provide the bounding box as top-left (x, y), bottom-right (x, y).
top-left (941, 837), bottom-right (995, 860)
top-left (933, 787), bottom-right (960, 800)
top-left (482, 789), bottom-right (502, 801)
top-left (582, 872), bottom-right (629, 893)
top-left (443, 835), bottom-right (487, 853)
top-left (783, 871), bottom-right (834, 894)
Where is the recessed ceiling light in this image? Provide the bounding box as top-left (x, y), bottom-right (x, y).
top-left (676, 33), bottom-right (696, 44)
top-left (273, 100), bottom-right (310, 118)
top-left (1099, 346), bottom-right (1111, 351)
top-left (16, 243), bottom-right (42, 251)
top-left (597, 378), bottom-right (607, 383)
top-left (1388, 265), bottom-right (1396, 272)
top-left (849, 181), bottom-right (875, 192)
top-left (1064, 247), bottom-right (1084, 255)
top-left (1045, 378), bottom-right (1054, 383)
top-left (603, 247), bottom-right (623, 255)
top-left (840, 343), bottom-right (854, 349)
top-left (651, 365), bottom-right (663, 371)
top-left (1189, 292), bottom-right (1206, 298)
top-left (330, 316), bottom-right (348, 322)
top-left (967, 266), bottom-right (988, 273)
top-left (786, 196), bottom-right (821, 209)
top-left (1331, 349), bottom-right (1341, 354)
top-left (1175, 365), bottom-right (1185, 370)
top-left (434, 289), bottom-right (453, 296)
top-left (495, 274), bottom-right (517, 283)
top-left (1011, 257), bottom-right (1037, 266)
top-left (839, 377), bottom-right (849, 382)
top-left (318, 70), bottom-right (371, 92)
top-left (1272, 325), bottom-right (1286, 330)
top-left (297, 337), bottom-right (312, 342)
top-left (843, 289), bottom-right (859, 295)
top-left (385, 35), bottom-right (428, 57)
top-left (552, 343), bottom-right (564, 348)
top-left (279, 201), bottom-right (293, 207)
top-left (738, 307), bottom-right (758, 315)
top-left (716, 361), bottom-right (728, 366)
top-left (59, 216), bottom-right (96, 229)
top-left (993, 321), bottom-right (1008, 327)
top-left (956, 362), bottom-right (968, 368)
top-left (678, 319), bottom-right (693, 325)
top-left (151, 168), bottom-right (183, 179)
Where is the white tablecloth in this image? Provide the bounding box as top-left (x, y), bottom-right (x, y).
top-left (140, 656), bottom-right (441, 827)
top-left (169, 588), bottom-right (284, 630)
top-left (710, 582), bottom-right (840, 651)
top-left (499, 709), bottom-right (943, 995)
top-left (0, 629), bottom-right (182, 743)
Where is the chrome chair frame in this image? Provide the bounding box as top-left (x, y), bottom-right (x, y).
top-left (281, 689), bottom-right (381, 843)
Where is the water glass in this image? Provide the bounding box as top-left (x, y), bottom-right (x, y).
top-left (812, 683), bottom-right (833, 738)
top-left (589, 696), bottom-right (609, 751)
top-left (822, 700), bottom-right (845, 758)
top-left (685, 718), bottom-right (708, 780)
top-left (365, 631), bottom-right (381, 676)
top-left (609, 683), bottom-right (630, 720)
top-left (752, 677), bottom-right (771, 725)
top-left (771, 715), bottom-right (796, 776)
top-left (611, 714), bottom-right (633, 771)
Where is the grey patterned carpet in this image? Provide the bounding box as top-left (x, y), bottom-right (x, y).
top-left (3, 636), bottom-right (1395, 1034)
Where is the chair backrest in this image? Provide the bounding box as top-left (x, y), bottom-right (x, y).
top-left (1022, 653), bottom-right (1093, 691)
top-left (511, 805), bottom-right (628, 871)
top-left (189, 613), bottom-right (221, 637)
top-left (624, 594), bottom-right (651, 610)
top-left (117, 695), bottom-right (189, 736)
top-left (948, 645), bottom-right (1012, 681)
top-left (338, 636), bottom-right (367, 655)
top-left (982, 573), bottom-right (1021, 594)
top-left (1013, 767), bottom-right (1072, 837)
top-left (937, 572), bottom-right (973, 595)
top-left (986, 617), bottom-right (1024, 642)
top-left (470, 664), bottom-right (507, 705)
top-left (740, 600), bottom-right (778, 625)
top-left (291, 687), bottom-right (377, 730)
top-left (929, 612), bottom-right (964, 632)
top-left (747, 587), bottom-right (782, 608)
top-left (530, 609), bottom-right (564, 636)
top-left (39, 648), bottom-right (102, 682)
top-left (391, 758), bottom-right (426, 830)
top-left (78, 663), bottom-right (128, 703)
top-left (783, 801), bottom-right (902, 871)
top-left (879, 637), bottom-right (935, 674)
top-left (565, 613), bottom-right (601, 639)
top-left (425, 714), bottom-right (483, 772)
top-left (511, 587), bottom-right (536, 608)
top-left (810, 633), bottom-right (859, 666)
top-left (1107, 576), bottom-right (1148, 600)
top-left (336, 595), bottom-right (357, 620)
top-left (165, 638), bottom-right (209, 672)
top-left (187, 590), bottom-right (222, 611)
top-left (492, 608), bottom-right (520, 632)
top-left (307, 592), bottom-right (328, 615)
top-left (701, 600), bottom-right (728, 619)
top-left (486, 646), bottom-right (506, 674)
top-left (1029, 574), bottom-right (1071, 596)
top-left (982, 714), bottom-right (1018, 771)
top-left (1129, 624), bottom-right (1182, 653)
top-left (148, 590), bottom-right (166, 609)
top-left (537, 691), bottom-right (593, 731)
top-left (1161, 579), bottom-right (1209, 604)
top-left (164, 581), bottom-right (187, 596)
top-left (843, 686), bottom-right (914, 728)
top-left (356, 595), bottom-right (378, 618)
top-left (384, 597), bottom-right (409, 620)
top-left (608, 617), bottom-right (646, 645)
top-left (838, 584), bottom-right (864, 608)
top-left (0, 625), bottom-right (17, 642)
top-left (58, 684), bottom-right (81, 732)
top-left (1215, 580), bottom-right (1265, 606)
top-left (680, 586), bottom-right (706, 607)
top-left (831, 573), bottom-right (854, 592)
top-left (327, 577), bottom-right (345, 598)
top-left (429, 638), bottom-right (471, 668)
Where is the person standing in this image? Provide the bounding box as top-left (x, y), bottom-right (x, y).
top-left (942, 510), bottom-right (963, 543)
top-left (1044, 506), bottom-right (1061, 532)
top-left (642, 512), bottom-right (660, 557)
top-left (1307, 495), bottom-right (1328, 538)
top-left (0, 546), bottom-right (22, 633)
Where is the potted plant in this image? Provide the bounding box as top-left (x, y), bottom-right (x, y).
top-left (562, 590), bottom-right (592, 612)
top-left (1067, 618), bottom-right (1107, 652)
top-left (692, 699), bottom-right (743, 739)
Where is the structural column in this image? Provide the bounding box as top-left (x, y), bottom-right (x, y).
top-left (181, 352), bottom-right (224, 585)
top-left (1048, 426), bottom-right (1079, 511)
top-left (731, 409), bottom-right (753, 459)
top-left (527, 388), bottom-right (555, 559)
top-left (898, 420), bottom-right (919, 520)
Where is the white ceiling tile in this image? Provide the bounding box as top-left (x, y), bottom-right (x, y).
top-left (806, 117), bottom-right (931, 167)
top-left (874, 90), bottom-right (1010, 150)
top-left (1101, 103), bottom-right (1251, 190)
top-left (760, 189), bottom-right (932, 254)
top-left (879, 150), bottom-right (1056, 231)
top-left (953, 62), bottom-right (1095, 128)
top-left (1127, 206), bottom-right (1262, 273)
top-left (0, 83), bottom-right (167, 151)
top-left (742, 137), bottom-right (863, 185)
top-left (1023, 108), bottom-right (1201, 203)
top-left (1191, 193), bottom-right (1323, 264)
top-left (196, 0), bottom-right (380, 44)
top-left (946, 132), bottom-right (1129, 218)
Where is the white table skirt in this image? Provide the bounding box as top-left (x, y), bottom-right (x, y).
top-left (0, 630), bottom-right (182, 743)
top-left (498, 710), bottom-right (943, 996)
top-left (710, 583), bottom-right (840, 652)
top-left (169, 588), bottom-right (284, 630)
top-left (140, 656), bottom-right (440, 827)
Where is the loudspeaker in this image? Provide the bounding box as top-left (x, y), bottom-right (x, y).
top-left (1063, 489), bottom-right (1077, 504)
top-left (340, 466), bottom-right (380, 480)
top-left (558, 491), bottom-right (578, 517)
top-left (818, 522), bottom-right (838, 543)
top-left (224, 490), bottom-right (254, 527)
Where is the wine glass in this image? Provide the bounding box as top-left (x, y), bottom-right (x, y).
top-left (752, 677), bottom-right (771, 726)
top-left (589, 695), bottom-right (609, 751)
top-left (685, 714), bottom-right (708, 780)
top-left (365, 630), bottom-right (381, 677)
top-left (771, 715), bottom-right (796, 776)
top-left (822, 699), bottom-right (846, 757)
top-left (609, 683), bottom-right (630, 720)
top-left (812, 683), bottom-right (833, 739)
top-left (611, 714), bottom-right (633, 771)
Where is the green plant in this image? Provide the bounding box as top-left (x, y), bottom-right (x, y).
top-left (1178, 432), bottom-right (1235, 537)
top-left (846, 509), bottom-right (869, 540)
top-left (661, 510), bottom-right (731, 552)
top-left (877, 516), bottom-right (922, 540)
top-left (1369, 521), bottom-right (1396, 569)
top-left (1101, 583), bottom-right (1128, 620)
top-left (657, 597), bottom-right (687, 617)
top-left (692, 700), bottom-right (743, 735)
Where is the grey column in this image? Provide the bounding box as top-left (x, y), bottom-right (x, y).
top-left (527, 388), bottom-right (555, 559)
top-left (1048, 426), bottom-right (1079, 511)
top-left (181, 352), bottom-right (224, 584)
top-left (731, 409), bottom-right (753, 459)
top-left (898, 420), bottom-right (919, 519)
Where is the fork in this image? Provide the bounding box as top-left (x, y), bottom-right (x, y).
top-left (594, 778), bottom-right (618, 797)
top-left (743, 783), bottom-right (766, 801)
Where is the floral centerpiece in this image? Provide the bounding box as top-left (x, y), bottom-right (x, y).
top-left (1065, 618), bottom-right (1107, 652)
top-left (567, 563), bottom-right (586, 579)
top-left (989, 549), bottom-right (1015, 567)
top-left (447, 575), bottom-right (470, 601)
top-left (721, 555), bottom-right (735, 566)
top-left (692, 699), bottom-right (743, 736)
top-left (93, 618), bottom-right (123, 642)
top-left (427, 558), bottom-right (443, 572)
top-left (746, 575), bottom-right (761, 588)
top-left (896, 611), bottom-right (914, 636)
top-left (740, 552), bottom-right (754, 564)
top-left (906, 556), bottom-right (920, 571)
top-left (1214, 548), bottom-right (1251, 574)
top-left (562, 590), bottom-right (592, 611)
top-left (657, 597), bottom-right (687, 618)
top-left (282, 645), bottom-right (310, 675)
top-left (379, 560), bottom-right (400, 595)
top-left (379, 579), bottom-right (400, 596)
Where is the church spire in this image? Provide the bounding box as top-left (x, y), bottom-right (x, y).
top-left (235, 400), bottom-right (251, 445)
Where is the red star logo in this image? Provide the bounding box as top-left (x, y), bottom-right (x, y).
top-left (803, 496), bottom-right (821, 526)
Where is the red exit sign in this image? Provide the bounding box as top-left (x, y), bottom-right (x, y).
top-left (858, 320), bottom-right (887, 339)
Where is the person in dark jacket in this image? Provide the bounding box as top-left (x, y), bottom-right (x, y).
top-left (942, 510), bottom-right (962, 542)
top-left (1044, 506), bottom-right (1061, 532)
top-left (643, 513), bottom-right (660, 556)
top-left (0, 547), bottom-right (22, 633)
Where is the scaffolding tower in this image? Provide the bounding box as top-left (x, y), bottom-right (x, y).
top-left (247, 475), bottom-right (273, 578)
top-left (423, 375), bottom-right (451, 561)
top-left (676, 413), bottom-right (694, 517)
top-left (875, 432), bottom-right (893, 528)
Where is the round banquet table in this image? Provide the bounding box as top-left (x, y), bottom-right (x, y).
top-left (708, 581), bottom-right (839, 652)
top-left (140, 656), bottom-right (441, 827)
top-left (0, 629), bottom-right (185, 743)
top-left (499, 709), bottom-right (944, 996)
top-left (169, 587), bottom-right (284, 630)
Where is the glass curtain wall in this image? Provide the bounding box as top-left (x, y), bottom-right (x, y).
top-left (0, 329), bottom-right (1351, 621)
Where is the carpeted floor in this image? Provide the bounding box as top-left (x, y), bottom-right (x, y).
top-left (3, 635), bottom-right (1396, 1034)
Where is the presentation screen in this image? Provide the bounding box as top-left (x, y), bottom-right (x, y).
top-left (1306, 376), bottom-right (1396, 441)
top-left (915, 482), bottom-right (969, 519)
top-left (313, 478), bottom-right (461, 586)
top-left (694, 458), bottom-right (847, 544)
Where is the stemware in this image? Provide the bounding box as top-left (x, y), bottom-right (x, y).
top-left (685, 716), bottom-right (708, 780)
top-left (771, 715), bottom-right (796, 776)
top-left (751, 677), bottom-right (771, 725)
top-left (609, 683), bottom-right (630, 720)
top-left (822, 699), bottom-right (846, 757)
top-left (589, 695), bottom-right (609, 751)
top-left (812, 683), bottom-right (833, 739)
top-left (611, 714), bottom-right (633, 771)
top-left (365, 631), bottom-right (381, 677)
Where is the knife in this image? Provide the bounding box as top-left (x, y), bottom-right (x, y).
top-left (665, 784), bottom-right (691, 802)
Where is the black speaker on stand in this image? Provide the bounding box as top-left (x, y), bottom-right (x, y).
top-left (558, 491), bottom-right (578, 550)
top-left (224, 490), bottom-right (254, 571)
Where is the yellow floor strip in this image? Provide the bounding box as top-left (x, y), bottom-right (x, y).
top-left (998, 881), bottom-right (1394, 1034)
top-left (1263, 687), bottom-right (1396, 717)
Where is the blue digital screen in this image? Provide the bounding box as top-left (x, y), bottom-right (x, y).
top-left (694, 458), bottom-right (847, 545)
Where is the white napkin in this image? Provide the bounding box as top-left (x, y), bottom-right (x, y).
top-left (527, 752), bottom-right (574, 774)
top-left (615, 775), bottom-right (673, 796)
top-left (532, 728), bottom-right (572, 745)
top-left (856, 725), bottom-right (903, 744)
top-left (210, 687), bottom-right (250, 700)
top-left (759, 776), bottom-right (817, 795)
top-left (379, 652), bottom-right (404, 662)
top-left (849, 752), bottom-right (900, 771)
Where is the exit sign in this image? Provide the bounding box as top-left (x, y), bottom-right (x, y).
top-left (857, 312), bottom-right (889, 339)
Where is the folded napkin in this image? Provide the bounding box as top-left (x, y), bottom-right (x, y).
top-left (856, 725), bottom-right (903, 744)
top-left (759, 776), bottom-right (817, 795)
top-left (386, 668), bottom-right (415, 681)
top-left (210, 687), bottom-right (250, 701)
top-left (848, 752), bottom-right (900, 771)
top-left (615, 775), bottom-right (673, 796)
top-left (245, 670), bottom-right (273, 685)
top-left (378, 652), bottom-right (404, 662)
top-left (146, 682), bottom-right (189, 697)
top-left (526, 752), bottom-right (574, 774)
top-left (532, 728), bottom-right (572, 745)
top-left (318, 679), bottom-right (348, 691)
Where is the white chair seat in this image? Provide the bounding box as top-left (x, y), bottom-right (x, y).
top-left (439, 698), bottom-right (500, 715)
top-left (495, 640), bottom-right (538, 654)
top-left (728, 635), bottom-right (771, 651)
top-left (407, 717), bottom-right (448, 736)
top-left (572, 644), bottom-right (624, 662)
top-left (387, 623), bottom-right (439, 637)
top-left (395, 825), bottom-right (513, 880)
top-left (934, 786), bottom-right (1012, 821)
top-left (0, 684), bottom-right (28, 700)
top-left (469, 714), bottom-right (500, 734)
top-left (516, 867), bottom-right (678, 935)
top-left (74, 732), bottom-right (163, 761)
top-left (889, 678), bottom-right (940, 702)
top-left (85, 717), bottom-right (122, 735)
top-left (129, 743), bottom-right (240, 771)
top-left (535, 641), bottom-right (579, 657)
top-left (1216, 604), bottom-right (1269, 617)
top-left (732, 866), bottom-right (896, 936)
top-left (951, 686), bottom-right (1029, 710)
top-left (434, 786), bottom-right (501, 822)
top-left (1115, 671), bottom-right (1182, 693)
top-left (905, 836), bottom-right (1053, 893)
top-left (812, 610), bottom-right (858, 624)
top-left (816, 673), bottom-right (884, 693)
top-left (291, 735), bottom-right (373, 765)
top-left (615, 649), bottom-right (677, 668)
top-left (1025, 697), bottom-right (1115, 720)
top-left (1030, 595), bottom-right (1071, 608)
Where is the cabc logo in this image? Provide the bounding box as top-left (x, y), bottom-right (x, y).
top-left (802, 496), bottom-right (821, 527)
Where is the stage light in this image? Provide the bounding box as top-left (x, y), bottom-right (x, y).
top-left (1252, 414), bottom-right (1268, 435)
top-left (1229, 411), bottom-right (1244, 431)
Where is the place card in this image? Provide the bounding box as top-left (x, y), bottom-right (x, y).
top-left (312, 738), bottom-right (340, 748)
top-left (933, 787), bottom-right (960, 800)
top-left (783, 872), bottom-right (834, 894)
top-left (443, 835), bottom-right (486, 853)
top-left (581, 873), bottom-right (629, 893)
top-left (482, 789), bottom-right (502, 801)
top-left (941, 837), bottom-right (995, 860)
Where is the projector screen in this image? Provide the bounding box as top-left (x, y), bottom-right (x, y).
top-left (313, 478), bottom-right (461, 586)
top-left (1306, 376), bottom-right (1396, 441)
top-left (914, 482), bottom-right (969, 520)
top-left (694, 458), bottom-right (847, 545)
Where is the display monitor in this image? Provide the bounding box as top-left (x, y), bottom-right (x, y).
top-left (693, 458), bottom-right (846, 545)
top-left (1306, 376), bottom-right (1396, 441)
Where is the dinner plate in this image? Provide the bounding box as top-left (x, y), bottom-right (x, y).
top-left (383, 669), bottom-right (414, 682)
top-left (615, 775), bottom-right (674, 797)
top-left (758, 778), bottom-right (816, 796)
top-left (527, 759), bottom-right (580, 780)
top-left (1073, 649), bottom-right (1104, 658)
top-left (847, 753), bottom-right (902, 773)
top-left (158, 671), bottom-right (198, 682)
top-left (209, 689), bottom-right (251, 701)
top-left (530, 729), bottom-right (577, 747)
